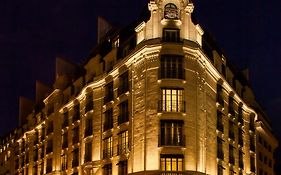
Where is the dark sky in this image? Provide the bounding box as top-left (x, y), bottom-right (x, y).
top-left (0, 0), bottom-right (280, 154)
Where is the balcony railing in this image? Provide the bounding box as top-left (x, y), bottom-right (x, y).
top-left (158, 100), bottom-right (186, 113)
top-left (161, 171), bottom-right (183, 175)
top-left (159, 134), bottom-right (185, 147)
top-left (117, 143), bottom-right (129, 155)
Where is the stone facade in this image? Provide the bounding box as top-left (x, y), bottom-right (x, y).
top-left (0, 0), bottom-right (278, 175)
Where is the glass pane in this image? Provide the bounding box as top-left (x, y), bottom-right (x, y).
top-left (166, 158), bottom-right (171, 171)
top-left (178, 158), bottom-right (183, 171)
top-left (161, 158), bottom-right (166, 171)
top-left (172, 158), bottom-right (177, 171)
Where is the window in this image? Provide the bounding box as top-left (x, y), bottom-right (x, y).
top-left (104, 82), bottom-right (114, 104)
top-left (250, 116), bottom-right (255, 131)
top-left (72, 148), bottom-right (79, 168)
top-left (104, 109), bottom-right (113, 131)
top-left (73, 104), bottom-right (80, 122)
top-left (238, 128), bottom-right (243, 146)
top-left (217, 137), bottom-right (224, 160)
top-left (163, 29), bottom-right (180, 42)
top-left (118, 161), bottom-right (127, 175)
top-left (46, 158), bottom-right (52, 173)
top-left (46, 121), bottom-right (53, 135)
top-left (103, 137), bottom-right (113, 159)
top-left (160, 88), bottom-right (184, 112)
top-left (250, 156), bottom-right (255, 172)
top-left (217, 110), bottom-right (224, 132)
top-left (85, 92), bottom-right (93, 113)
top-left (85, 117), bottom-right (93, 137)
top-left (238, 107), bottom-right (244, 125)
top-left (118, 72), bottom-right (129, 96)
top-left (164, 3), bottom-right (178, 19)
top-left (103, 164), bottom-right (112, 175)
top-left (61, 154), bottom-right (67, 171)
top-left (160, 120), bottom-right (184, 146)
top-left (217, 84), bottom-right (224, 106)
top-left (217, 163), bottom-right (224, 175)
top-left (160, 55), bottom-right (184, 79)
top-left (73, 126), bottom-right (80, 144)
top-left (84, 142), bottom-right (92, 162)
top-left (46, 139), bottom-right (53, 154)
top-left (47, 103), bottom-right (54, 116)
top-left (34, 130), bottom-right (39, 145)
top-left (33, 148), bottom-right (38, 161)
top-left (229, 167), bottom-right (235, 175)
top-left (229, 145), bottom-right (235, 165)
top-left (40, 143), bottom-right (45, 159)
top-left (118, 131), bottom-right (129, 155)
top-left (229, 120), bottom-right (235, 140)
top-left (250, 135), bottom-right (255, 152)
top-left (160, 154), bottom-right (183, 174)
top-left (62, 111), bottom-right (69, 128)
top-left (62, 132), bottom-right (68, 149)
top-left (118, 100), bottom-right (129, 125)
top-left (33, 164), bottom-right (38, 175)
top-left (228, 97), bottom-right (235, 115)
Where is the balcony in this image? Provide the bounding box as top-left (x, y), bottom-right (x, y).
top-left (159, 135), bottom-right (185, 147)
top-left (158, 100), bottom-right (186, 113)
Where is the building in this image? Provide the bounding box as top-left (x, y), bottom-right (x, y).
top-left (0, 0), bottom-right (278, 175)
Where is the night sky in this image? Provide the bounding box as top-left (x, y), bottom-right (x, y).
top-left (0, 0), bottom-right (280, 164)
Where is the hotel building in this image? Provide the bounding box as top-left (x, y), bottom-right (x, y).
top-left (0, 0), bottom-right (278, 175)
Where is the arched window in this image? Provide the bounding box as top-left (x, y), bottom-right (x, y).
top-left (164, 3), bottom-right (178, 19)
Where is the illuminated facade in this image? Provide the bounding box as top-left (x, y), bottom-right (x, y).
top-left (0, 0), bottom-right (278, 175)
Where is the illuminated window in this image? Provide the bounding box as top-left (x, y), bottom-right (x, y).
top-left (103, 137), bottom-right (113, 159)
top-left (160, 120), bottom-right (184, 146)
top-left (160, 55), bottom-right (184, 79)
top-left (163, 29), bottom-right (180, 42)
top-left (118, 100), bottom-right (129, 125)
top-left (118, 131), bottom-right (129, 155)
top-left (160, 88), bottom-right (184, 112)
top-left (160, 154), bottom-right (183, 174)
top-left (164, 3), bottom-right (178, 19)
top-left (104, 109), bottom-right (113, 131)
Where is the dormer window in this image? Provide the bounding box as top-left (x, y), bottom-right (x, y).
top-left (164, 3), bottom-right (178, 19)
